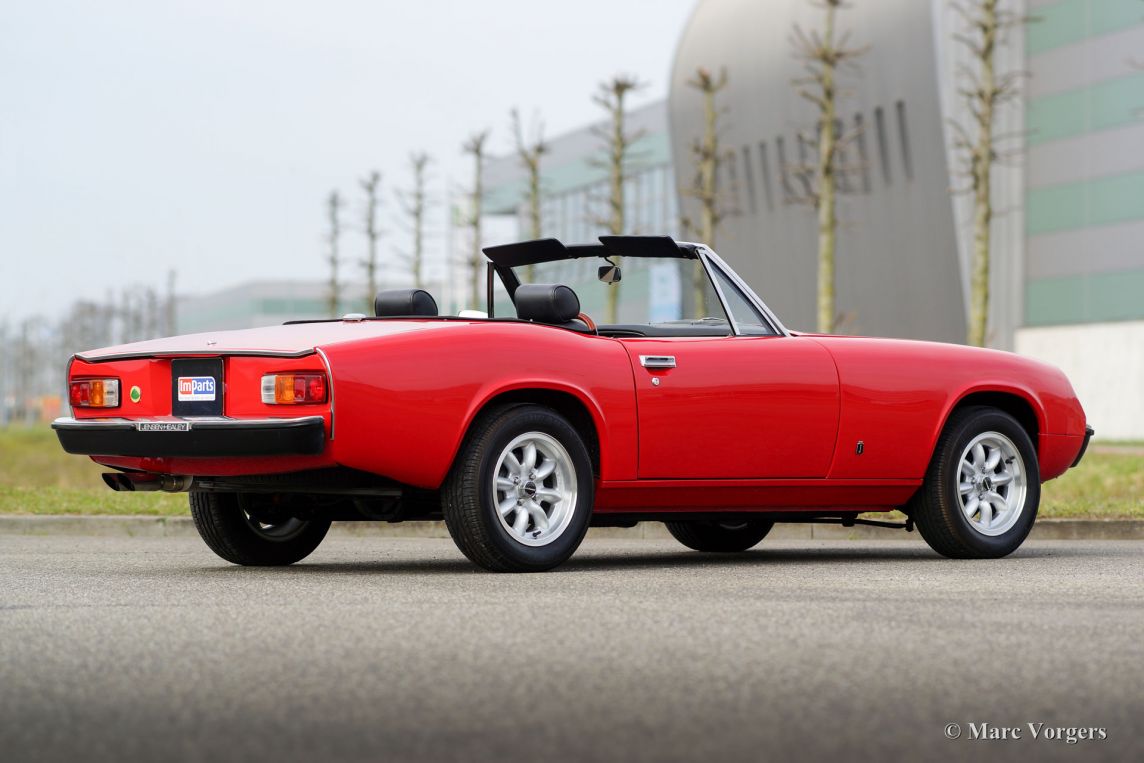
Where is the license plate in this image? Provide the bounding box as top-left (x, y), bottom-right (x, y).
top-left (136, 421), bottom-right (191, 432)
top-left (171, 358), bottom-right (224, 416)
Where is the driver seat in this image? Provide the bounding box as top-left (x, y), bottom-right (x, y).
top-left (514, 284), bottom-right (592, 332)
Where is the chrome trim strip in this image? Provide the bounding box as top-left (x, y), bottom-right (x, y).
top-left (64, 355), bottom-right (75, 417)
top-left (314, 346), bottom-right (335, 441)
top-left (702, 247), bottom-right (790, 337)
top-left (75, 349), bottom-right (317, 362)
top-left (696, 248), bottom-right (741, 336)
top-left (52, 416), bottom-right (324, 431)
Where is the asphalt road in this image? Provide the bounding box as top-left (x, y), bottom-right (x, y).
top-left (1, 534), bottom-right (1142, 763)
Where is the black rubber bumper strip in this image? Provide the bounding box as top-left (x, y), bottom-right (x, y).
top-left (1071, 425), bottom-right (1095, 469)
top-left (52, 416), bottom-right (326, 458)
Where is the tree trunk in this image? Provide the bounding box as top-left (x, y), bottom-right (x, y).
top-left (605, 93), bottom-right (627, 324)
top-left (326, 191), bottom-right (342, 317)
top-left (967, 0), bottom-right (998, 348)
top-left (815, 6), bottom-right (838, 334)
top-left (695, 75), bottom-right (720, 317)
top-left (526, 158), bottom-right (541, 283)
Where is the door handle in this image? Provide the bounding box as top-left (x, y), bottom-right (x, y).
top-left (639, 355), bottom-right (677, 369)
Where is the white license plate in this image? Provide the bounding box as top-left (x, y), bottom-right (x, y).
top-left (136, 421), bottom-right (191, 432)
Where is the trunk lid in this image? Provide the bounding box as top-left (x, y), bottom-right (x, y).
top-left (76, 319), bottom-right (465, 361)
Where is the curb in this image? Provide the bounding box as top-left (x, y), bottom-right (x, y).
top-left (1, 515), bottom-right (1141, 541)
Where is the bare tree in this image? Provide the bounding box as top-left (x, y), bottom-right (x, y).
top-left (397, 153), bottom-right (432, 289)
top-left (462, 131), bottom-right (491, 309)
top-left (682, 66), bottom-right (731, 316)
top-left (511, 109), bottom-right (548, 283)
top-left (0, 321), bottom-right (9, 427)
top-left (950, 0), bottom-right (1029, 346)
top-left (165, 270), bottom-right (177, 336)
top-left (325, 190), bottom-right (344, 317)
top-left (359, 171), bottom-right (383, 311)
top-left (593, 75), bottom-right (646, 323)
top-left (17, 318), bottom-right (37, 424)
top-left (790, 0), bottom-right (865, 334)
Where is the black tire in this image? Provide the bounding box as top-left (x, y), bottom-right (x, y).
top-left (189, 492), bottom-right (331, 566)
top-left (911, 406), bottom-right (1040, 559)
top-left (665, 519), bottom-right (774, 552)
top-left (442, 404), bottom-right (594, 572)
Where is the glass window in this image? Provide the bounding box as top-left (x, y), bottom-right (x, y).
top-left (510, 256), bottom-right (726, 334)
top-left (709, 264), bottom-right (777, 336)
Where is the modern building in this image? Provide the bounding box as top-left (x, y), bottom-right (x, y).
top-left (176, 281), bottom-right (345, 334)
top-left (483, 101), bottom-right (680, 245)
top-left (483, 0), bottom-right (1144, 437)
top-left (670, 0), bottom-right (1144, 437)
top-left (480, 101), bottom-right (688, 320)
top-left (176, 278), bottom-right (449, 333)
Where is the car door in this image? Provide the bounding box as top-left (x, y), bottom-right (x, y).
top-left (621, 334), bottom-right (840, 479)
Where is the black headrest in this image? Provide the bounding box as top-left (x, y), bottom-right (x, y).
top-left (515, 284), bottom-right (580, 324)
top-left (374, 289), bottom-right (438, 317)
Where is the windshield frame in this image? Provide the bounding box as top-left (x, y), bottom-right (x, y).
top-left (486, 241), bottom-right (789, 338)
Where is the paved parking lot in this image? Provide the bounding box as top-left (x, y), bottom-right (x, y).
top-left (1, 534), bottom-right (1142, 762)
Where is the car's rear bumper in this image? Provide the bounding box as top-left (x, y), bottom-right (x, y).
top-left (1071, 425), bottom-right (1095, 468)
top-left (52, 416), bottom-right (326, 458)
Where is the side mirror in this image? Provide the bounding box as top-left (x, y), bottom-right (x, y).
top-left (598, 265), bottom-right (622, 284)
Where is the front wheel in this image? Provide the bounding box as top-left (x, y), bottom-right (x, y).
top-left (189, 492), bottom-right (331, 566)
top-left (911, 406), bottom-right (1040, 559)
top-left (665, 519), bottom-right (774, 552)
top-left (442, 404), bottom-right (594, 572)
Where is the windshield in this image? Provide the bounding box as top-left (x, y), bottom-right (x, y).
top-left (500, 256), bottom-right (727, 328)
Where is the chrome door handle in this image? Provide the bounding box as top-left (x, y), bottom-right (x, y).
top-left (639, 355), bottom-right (677, 369)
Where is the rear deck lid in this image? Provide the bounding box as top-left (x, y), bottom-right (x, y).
top-left (75, 319), bottom-right (464, 361)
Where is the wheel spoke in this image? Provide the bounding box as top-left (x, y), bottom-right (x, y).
top-left (959, 481), bottom-right (975, 495)
top-left (522, 443), bottom-right (538, 473)
top-left (992, 471), bottom-right (1013, 486)
top-left (984, 446), bottom-right (1002, 471)
top-left (534, 459), bottom-right (556, 480)
top-left (498, 497), bottom-right (518, 517)
top-left (979, 499), bottom-right (993, 528)
top-left (512, 507), bottom-right (530, 535)
top-left (985, 491), bottom-right (1007, 514)
top-left (496, 477), bottom-right (516, 491)
top-left (964, 495), bottom-right (979, 518)
top-left (503, 452), bottom-right (522, 474)
top-left (972, 443), bottom-right (986, 467)
top-left (526, 501), bottom-right (549, 531)
top-left (960, 460), bottom-right (976, 477)
top-left (535, 487), bottom-right (562, 503)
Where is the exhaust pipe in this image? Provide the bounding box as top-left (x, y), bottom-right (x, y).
top-left (102, 473), bottom-right (195, 493)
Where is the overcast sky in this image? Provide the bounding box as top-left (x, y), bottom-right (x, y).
top-left (0, 0), bottom-right (697, 323)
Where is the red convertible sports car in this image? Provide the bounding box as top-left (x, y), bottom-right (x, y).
top-left (54, 236), bottom-right (1092, 571)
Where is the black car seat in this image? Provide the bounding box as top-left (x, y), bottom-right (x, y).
top-left (374, 289), bottom-right (438, 317)
top-left (514, 284), bottom-right (592, 332)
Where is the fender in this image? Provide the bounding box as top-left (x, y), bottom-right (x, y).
top-left (320, 322), bottom-right (637, 488)
top-left (457, 378), bottom-right (620, 481)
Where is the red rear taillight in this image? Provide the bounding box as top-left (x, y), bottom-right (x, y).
top-left (260, 373), bottom-right (327, 405)
top-left (69, 379), bottom-right (120, 408)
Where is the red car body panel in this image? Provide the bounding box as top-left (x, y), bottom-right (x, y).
top-left (616, 336), bottom-right (840, 479)
top-left (64, 316), bottom-right (1089, 512)
top-left (809, 335), bottom-right (1086, 482)
top-left (320, 321), bottom-right (638, 488)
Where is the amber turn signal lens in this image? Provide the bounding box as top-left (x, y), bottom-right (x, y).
top-left (260, 373), bottom-right (327, 405)
top-left (69, 379), bottom-right (120, 408)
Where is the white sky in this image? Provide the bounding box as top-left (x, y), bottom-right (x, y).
top-left (0, 0), bottom-right (697, 323)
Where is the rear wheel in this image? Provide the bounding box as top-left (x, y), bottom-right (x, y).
top-left (189, 492), bottom-right (331, 566)
top-left (911, 406), bottom-right (1039, 559)
top-left (442, 404), bottom-right (594, 572)
top-left (665, 519), bottom-right (774, 552)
